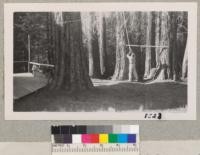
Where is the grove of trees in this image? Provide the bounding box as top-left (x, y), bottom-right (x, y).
top-left (14, 11), bottom-right (188, 91)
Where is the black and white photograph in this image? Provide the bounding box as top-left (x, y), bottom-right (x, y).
top-left (4, 3), bottom-right (197, 120)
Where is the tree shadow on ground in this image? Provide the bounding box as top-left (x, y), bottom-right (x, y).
top-left (14, 80), bottom-right (187, 112)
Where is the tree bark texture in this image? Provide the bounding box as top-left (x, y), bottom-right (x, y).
top-left (153, 12), bottom-right (185, 81)
top-left (97, 13), bottom-right (107, 76)
top-left (169, 12), bottom-right (178, 80)
top-left (155, 12), bottom-right (161, 67)
top-left (177, 12), bottom-right (188, 80)
top-left (50, 12), bottom-right (93, 90)
top-left (47, 13), bottom-right (55, 65)
top-left (144, 12), bottom-right (153, 78)
top-left (112, 13), bottom-right (129, 80)
top-left (155, 12), bottom-right (171, 80)
top-left (182, 38), bottom-right (188, 79)
top-left (128, 12), bottom-right (145, 81)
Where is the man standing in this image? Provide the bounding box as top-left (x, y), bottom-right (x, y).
top-left (127, 52), bottom-right (138, 81)
top-left (32, 64), bottom-right (37, 77)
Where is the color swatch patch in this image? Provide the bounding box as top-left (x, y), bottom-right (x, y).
top-left (108, 134), bottom-right (118, 143)
top-left (99, 134), bottom-right (108, 143)
top-left (51, 125), bottom-right (139, 144)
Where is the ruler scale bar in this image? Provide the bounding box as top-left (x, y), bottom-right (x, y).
top-left (52, 144), bottom-right (139, 152)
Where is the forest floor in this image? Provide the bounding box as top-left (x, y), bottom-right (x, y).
top-left (14, 79), bottom-right (187, 112)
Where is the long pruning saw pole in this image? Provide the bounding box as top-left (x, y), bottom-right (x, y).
top-left (122, 12), bottom-right (133, 55)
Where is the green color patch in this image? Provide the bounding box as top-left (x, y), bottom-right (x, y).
top-left (109, 134), bottom-right (118, 143)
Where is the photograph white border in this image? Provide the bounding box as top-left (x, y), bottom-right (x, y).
top-left (4, 2), bottom-right (197, 120)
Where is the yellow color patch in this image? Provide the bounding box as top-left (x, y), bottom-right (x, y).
top-left (99, 134), bottom-right (108, 143)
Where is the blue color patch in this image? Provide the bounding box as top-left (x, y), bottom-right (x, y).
top-left (117, 134), bottom-right (128, 143)
top-left (127, 134), bottom-right (136, 143)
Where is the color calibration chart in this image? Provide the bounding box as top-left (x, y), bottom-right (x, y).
top-left (51, 125), bottom-right (139, 155)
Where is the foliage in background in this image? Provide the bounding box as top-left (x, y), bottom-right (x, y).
top-left (14, 12), bottom-right (49, 73)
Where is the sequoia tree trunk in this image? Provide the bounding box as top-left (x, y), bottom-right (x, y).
top-left (155, 12), bottom-right (171, 80)
top-left (47, 12), bottom-right (54, 65)
top-left (144, 12), bottom-right (153, 78)
top-left (97, 13), bottom-right (107, 76)
top-left (154, 12), bottom-right (179, 81)
top-left (50, 12), bottom-right (93, 90)
top-left (155, 12), bottom-right (161, 67)
top-left (169, 12), bottom-right (178, 80)
top-left (82, 13), bottom-right (94, 77)
top-left (129, 12), bottom-right (144, 81)
top-left (112, 13), bottom-right (129, 80)
top-left (177, 12), bottom-right (188, 80)
top-left (182, 38), bottom-right (188, 80)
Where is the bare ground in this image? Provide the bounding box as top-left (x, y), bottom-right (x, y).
top-left (14, 79), bottom-right (187, 112)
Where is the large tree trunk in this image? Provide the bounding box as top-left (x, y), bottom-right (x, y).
top-left (154, 12), bottom-right (171, 80)
top-left (97, 13), bottom-right (107, 76)
top-left (177, 12), bottom-right (188, 80)
top-left (90, 13), bottom-right (102, 78)
top-left (155, 12), bottom-right (161, 67)
top-left (144, 12), bottom-right (153, 78)
top-left (129, 12), bottom-right (144, 81)
top-left (169, 12), bottom-right (178, 80)
top-left (81, 13), bottom-right (94, 77)
top-left (182, 38), bottom-right (188, 80)
top-left (154, 12), bottom-right (181, 81)
top-left (47, 13), bottom-right (54, 65)
top-left (50, 12), bottom-right (93, 91)
top-left (112, 13), bottom-right (129, 80)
